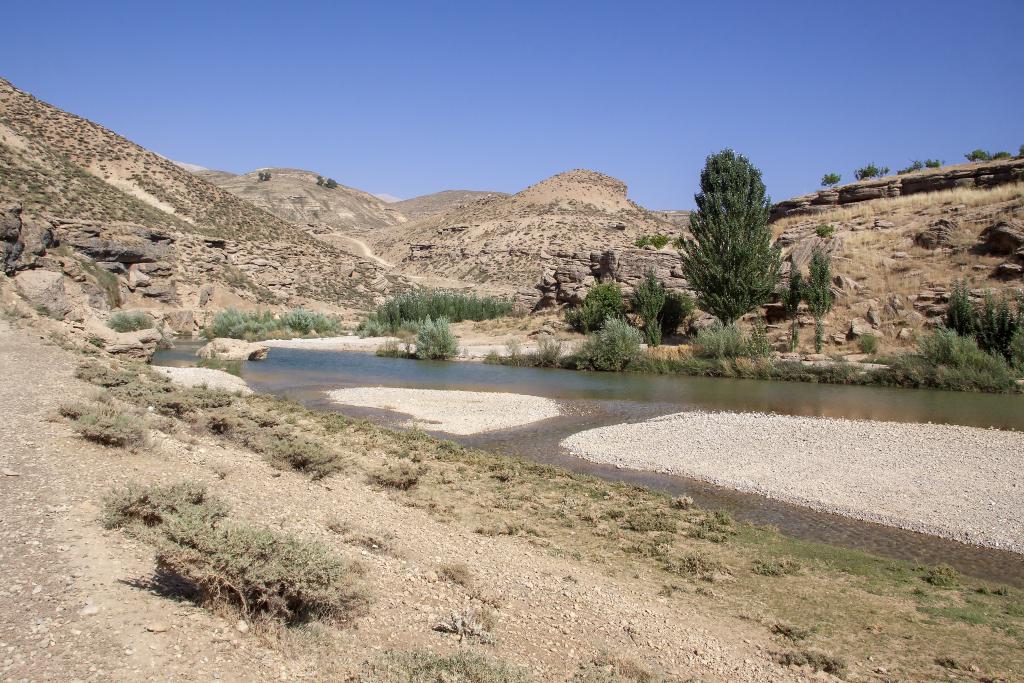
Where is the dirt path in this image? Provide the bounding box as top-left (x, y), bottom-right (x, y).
top-left (320, 233), bottom-right (395, 268)
top-left (0, 319), bottom-right (811, 681)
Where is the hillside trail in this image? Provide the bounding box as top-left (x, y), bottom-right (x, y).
top-left (320, 233), bottom-right (395, 269)
top-left (0, 320), bottom-right (282, 681)
top-left (0, 319), bottom-right (811, 681)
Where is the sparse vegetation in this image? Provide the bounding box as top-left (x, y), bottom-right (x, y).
top-left (854, 163), bottom-right (889, 180)
top-left (204, 307), bottom-right (340, 341)
top-left (62, 403), bottom-right (147, 449)
top-left (359, 290), bottom-right (513, 336)
top-left (257, 171), bottom-right (272, 182)
top-left (679, 149), bottom-right (781, 325)
top-left (814, 223), bottom-right (834, 238)
top-left (774, 650), bottom-right (846, 676)
top-left (361, 651), bottom-right (534, 683)
top-left (692, 323), bottom-right (745, 359)
top-left (857, 333), bottom-right (878, 355)
top-left (107, 310), bottom-right (154, 333)
top-left (316, 175), bottom-right (339, 189)
top-left (820, 172), bottom-right (841, 187)
top-left (633, 233), bottom-right (670, 249)
top-left (565, 282), bottom-right (625, 333)
top-left (965, 149), bottom-right (992, 162)
top-left (897, 160), bottom-right (925, 174)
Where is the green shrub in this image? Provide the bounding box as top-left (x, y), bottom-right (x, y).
top-left (1010, 328), bottom-right (1024, 372)
top-left (975, 292), bottom-right (1020, 361)
top-left (634, 233), bottom-right (670, 249)
top-left (820, 172), bottom-right (841, 187)
top-left (945, 279), bottom-right (975, 338)
top-left (375, 339), bottom-right (409, 358)
top-left (632, 270), bottom-right (666, 346)
top-left (205, 308), bottom-right (340, 340)
top-left (693, 323), bottom-right (745, 359)
top-left (565, 283), bottom-right (625, 333)
top-left (277, 308), bottom-right (341, 336)
top-left (535, 335), bottom-right (563, 367)
top-left (107, 310), bottom-right (154, 333)
top-left (965, 149), bottom-right (992, 162)
top-left (370, 462), bottom-right (426, 490)
top-left (857, 334), bottom-right (879, 355)
top-left (922, 564), bottom-right (960, 587)
top-left (992, 151), bottom-right (1012, 160)
top-left (359, 290), bottom-right (513, 336)
top-left (775, 650), bottom-right (846, 676)
top-left (814, 224), bottom-right (834, 238)
top-left (854, 163), bottom-right (888, 180)
top-left (752, 557), bottom-right (802, 576)
top-left (924, 159), bottom-right (943, 168)
top-left (745, 320), bottom-right (772, 359)
top-left (658, 291), bottom-right (694, 336)
top-left (803, 248), bottom-right (833, 352)
top-left (576, 317), bottom-right (643, 371)
top-left (415, 316), bottom-right (458, 360)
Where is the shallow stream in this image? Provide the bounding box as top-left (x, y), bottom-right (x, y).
top-left (154, 342), bottom-right (1024, 586)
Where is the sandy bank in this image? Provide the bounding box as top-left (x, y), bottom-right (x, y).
top-left (261, 335), bottom-right (579, 360)
top-left (327, 387), bottom-right (560, 434)
top-left (562, 411), bottom-right (1024, 553)
top-left (154, 366), bottom-right (252, 394)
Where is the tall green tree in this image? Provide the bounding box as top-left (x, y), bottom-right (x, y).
top-left (632, 269), bottom-right (667, 347)
top-left (782, 270), bottom-right (803, 352)
top-left (679, 149), bottom-right (781, 326)
top-left (803, 248), bottom-right (833, 352)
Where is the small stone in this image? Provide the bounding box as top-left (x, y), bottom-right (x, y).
top-left (145, 623), bottom-right (169, 633)
top-left (235, 619), bottom-right (249, 634)
top-left (2, 469), bottom-right (19, 477)
top-left (79, 605), bottom-right (99, 616)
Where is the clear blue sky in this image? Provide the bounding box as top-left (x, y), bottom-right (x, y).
top-left (3, 1), bottom-right (1022, 208)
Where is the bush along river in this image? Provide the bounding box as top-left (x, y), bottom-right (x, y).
top-left (154, 341), bottom-right (1024, 586)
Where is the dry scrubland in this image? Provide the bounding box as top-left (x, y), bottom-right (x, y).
top-left (3, 318), bottom-right (1024, 682)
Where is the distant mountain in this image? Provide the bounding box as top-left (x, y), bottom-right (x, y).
top-left (194, 167), bottom-right (405, 235)
top-left (391, 190), bottom-right (509, 222)
top-left (369, 169), bottom-right (677, 288)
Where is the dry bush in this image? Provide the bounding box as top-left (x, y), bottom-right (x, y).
top-left (438, 562), bottom-right (473, 587)
top-left (360, 650), bottom-right (534, 683)
top-left (433, 607), bottom-right (496, 643)
top-left (571, 654), bottom-right (666, 682)
top-left (774, 650), bottom-right (846, 676)
top-left (63, 403), bottom-right (147, 449)
top-left (103, 480), bottom-right (227, 531)
top-left (369, 461), bottom-right (426, 490)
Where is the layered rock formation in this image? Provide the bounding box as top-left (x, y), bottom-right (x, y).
top-left (771, 158), bottom-right (1024, 221)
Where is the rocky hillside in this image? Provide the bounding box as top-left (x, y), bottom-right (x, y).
top-left (391, 190), bottom-right (508, 221)
top-left (196, 167), bottom-right (406, 235)
top-left (0, 79), bottom-right (409, 341)
top-left (370, 169), bottom-right (677, 292)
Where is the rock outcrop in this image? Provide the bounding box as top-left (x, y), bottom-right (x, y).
top-left (197, 338), bottom-right (270, 361)
top-left (533, 248), bottom-right (690, 309)
top-left (771, 158), bottom-right (1024, 221)
top-left (979, 219), bottom-right (1024, 255)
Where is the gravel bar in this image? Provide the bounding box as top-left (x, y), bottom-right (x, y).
top-left (328, 387), bottom-right (560, 435)
top-left (562, 410), bottom-right (1024, 553)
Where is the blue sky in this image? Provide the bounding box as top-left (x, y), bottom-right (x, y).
top-left (3, 1), bottom-right (1022, 208)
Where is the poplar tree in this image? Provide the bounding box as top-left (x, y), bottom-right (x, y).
top-left (679, 149), bottom-right (781, 326)
top-left (803, 248), bottom-right (833, 352)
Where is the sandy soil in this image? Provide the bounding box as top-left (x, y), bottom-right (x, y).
top-left (327, 387), bottom-right (561, 434)
top-left (562, 410), bottom-right (1024, 553)
top-left (154, 366), bottom-right (252, 394)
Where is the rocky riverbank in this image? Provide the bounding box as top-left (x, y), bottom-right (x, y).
top-left (562, 411), bottom-right (1024, 554)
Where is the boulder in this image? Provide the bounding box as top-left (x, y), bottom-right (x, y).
top-left (847, 318), bottom-right (874, 339)
top-left (788, 235), bottom-right (843, 273)
top-left (14, 270), bottom-right (70, 319)
top-left (105, 328), bottom-right (163, 360)
top-left (197, 338), bottom-right (269, 361)
top-left (979, 220), bottom-right (1024, 255)
top-left (994, 262), bottom-right (1023, 279)
top-left (913, 218), bottom-right (958, 249)
top-left (162, 310), bottom-right (196, 335)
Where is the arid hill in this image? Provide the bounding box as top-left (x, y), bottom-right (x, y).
top-left (196, 167), bottom-right (406, 235)
top-left (369, 169), bottom-right (678, 291)
top-left (391, 189), bottom-right (509, 222)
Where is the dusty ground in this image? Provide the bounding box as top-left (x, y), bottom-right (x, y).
top-left (562, 411), bottom-right (1024, 554)
top-left (154, 366), bottom-right (252, 394)
top-left (327, 387), bottom-right (561, 435)
top-left (0, 319), bottom-right (817, 682)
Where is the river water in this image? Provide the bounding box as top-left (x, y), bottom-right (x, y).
top-left (154, 342), bottom-right (1024, 586)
